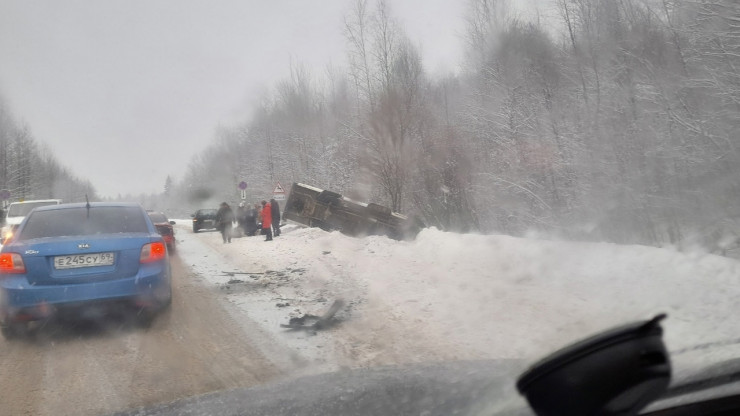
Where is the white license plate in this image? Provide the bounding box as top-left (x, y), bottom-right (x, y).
top-left (54, 252), bottom-right (115, 269)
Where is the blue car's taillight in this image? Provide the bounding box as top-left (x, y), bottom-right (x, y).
top-left (140, 242), bottom-right (167, 263)
top-left (0, 253), bottom-right (26, 274)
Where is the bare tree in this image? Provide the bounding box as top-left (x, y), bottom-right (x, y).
top-left (171, 0), bottom-right (740, 252)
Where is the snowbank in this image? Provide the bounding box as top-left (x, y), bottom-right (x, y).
top-left (172, 220), bottom-right (740, 377)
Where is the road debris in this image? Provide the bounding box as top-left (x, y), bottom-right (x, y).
top-left (281, 299), bottom-right (345, 332)
top-left (223, 271), bottom-right (264, 276)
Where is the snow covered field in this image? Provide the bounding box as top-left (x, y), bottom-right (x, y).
top-left (173, 220), bottom-right (740, 379)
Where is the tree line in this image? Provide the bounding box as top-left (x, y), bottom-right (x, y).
top-left (171, 0), bottom-right (739, 251)
top-left (0, 96), bottom-right (97, 205)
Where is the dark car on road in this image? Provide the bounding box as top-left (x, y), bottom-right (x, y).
top-left (147, 211), bottom-right (176, 252)
top-left (191, 208), bottom-right (217, 232)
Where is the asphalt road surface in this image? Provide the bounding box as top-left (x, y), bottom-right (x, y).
top-left (0, 254), bottom-right (281, 416)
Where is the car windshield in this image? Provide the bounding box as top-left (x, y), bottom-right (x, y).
top-left (19, 206), bottom-right (149, 239)
top-left (7, 201), bottom-right (58, 217)
top-left (0, 1), bottom-right (738, 415)
top-left (147, 212), bottom-right (168, 223)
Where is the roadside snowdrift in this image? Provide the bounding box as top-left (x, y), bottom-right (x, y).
top-left (174, 221), bottom-right (740, 376)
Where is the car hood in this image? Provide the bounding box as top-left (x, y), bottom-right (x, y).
top-left (113, 360), bottom-right (532, 416)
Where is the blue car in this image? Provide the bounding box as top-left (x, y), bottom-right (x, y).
top-left (0, 202), bottom-right (172, 339)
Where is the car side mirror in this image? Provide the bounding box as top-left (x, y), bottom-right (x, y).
top-left (170, 221), bottom-right (176, 225)
top-left (190, 214), bottom-right (195, 218)
top-left (517, 314), bottom-right (671, 416)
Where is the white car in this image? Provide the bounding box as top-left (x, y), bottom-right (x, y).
top-left (1, 199), bottom-right (62, 243)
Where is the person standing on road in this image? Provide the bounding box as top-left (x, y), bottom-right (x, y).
top-left (245, 203), bottom-right (258, 236)
top-left (270, 198), bottom-right (281, 237)
top-left (236, 202), bottom-right (247, 235)
top-left (256, 203), bottom-right (263, 228)
top-left (216, 202), bottom-right (235, 244)
top-left (261, 200), bottom-right (273, 241)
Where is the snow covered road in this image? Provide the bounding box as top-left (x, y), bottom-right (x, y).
top-left (0, 252), bottom-right (280, 416)
top-left (2, 221), bottom-right (737, 415)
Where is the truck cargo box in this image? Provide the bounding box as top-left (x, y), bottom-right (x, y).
top-left (283, 183), bottom-right (422, 240)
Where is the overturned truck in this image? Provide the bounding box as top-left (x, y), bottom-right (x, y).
top-left (283, 183), bottom-right (423, 240)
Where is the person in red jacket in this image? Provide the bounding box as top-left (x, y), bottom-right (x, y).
top-left (261, 200), bottom-right (273, 241)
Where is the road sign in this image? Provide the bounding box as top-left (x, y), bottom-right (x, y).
top-left (240, 190), bottom-right (247, 200)
top-left (273, 181), bottom-right (286, 201)
top-left (0, 190), bottom-right (8, 209)
top-left (273, 182), bottom-right (285, 194)
top-left (238, 181), bottom-right (248, 190)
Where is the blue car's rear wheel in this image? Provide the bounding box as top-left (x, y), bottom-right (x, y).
top-left (160, 284), bottom-right (172, 310)
top-left (136, 283), bottom-right (172, 328)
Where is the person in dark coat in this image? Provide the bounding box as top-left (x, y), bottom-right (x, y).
top-left (216, 202), bottom-right (235, 243)
top-left (270, 198), bottom-right (281, 237)
top-left (261, 200), bottom-right (273, 241)
top-left (245, 203), bottom-right (258, 236)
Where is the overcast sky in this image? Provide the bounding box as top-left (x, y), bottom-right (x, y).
top-left (0, 0), bottom-right (537, 198)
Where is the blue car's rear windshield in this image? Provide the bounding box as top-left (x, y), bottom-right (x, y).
top-left (18, 206), bottom-right (149, 240)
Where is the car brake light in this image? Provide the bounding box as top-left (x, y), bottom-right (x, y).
top-left (0, 253), bottom-right (26, 274)
top-left (140, 242), bottom-right (167, 263)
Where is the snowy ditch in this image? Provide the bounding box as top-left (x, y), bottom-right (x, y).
top-left (172, 219), bottom-right (740, 381)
